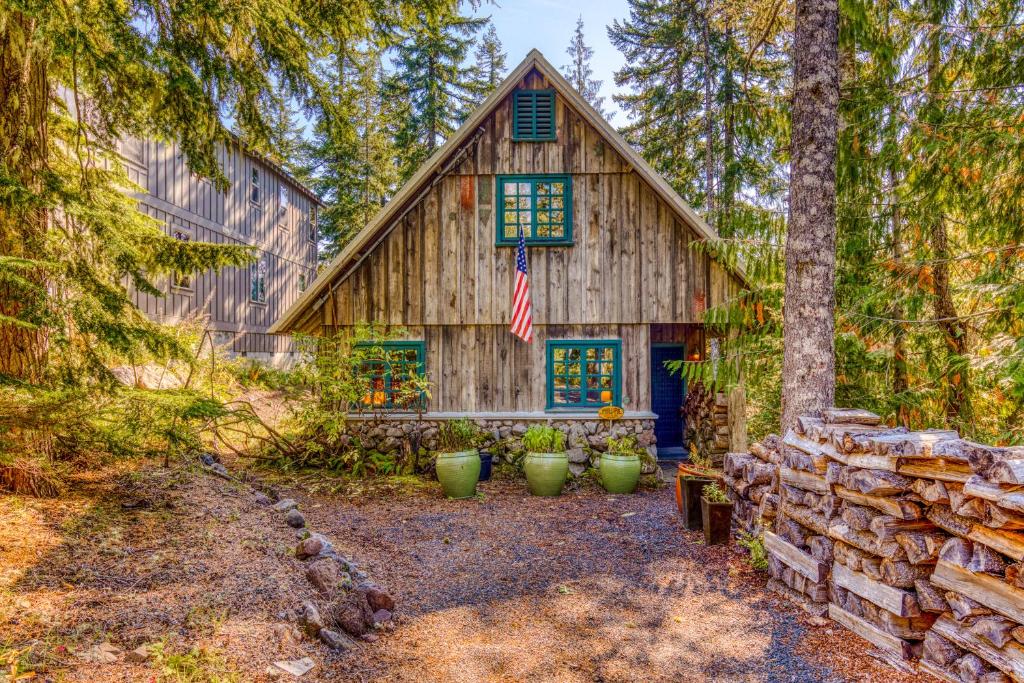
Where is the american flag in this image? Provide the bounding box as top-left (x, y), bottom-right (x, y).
top-left (510, 225), bottom-right (533, 342)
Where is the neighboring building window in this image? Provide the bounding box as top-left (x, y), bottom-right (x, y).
top-left (496, 175), bottom-right (572, 246)
top-left (250, 169), bottom-right (260, 205)
top-left (309, 206), bottom-right (317, 243)
top-left (512, 90), bottom-right (556, 141)
top-left (354, 341), bottom-right (426, 411)
top-left (278, 184), bottom-right (289, 228)
top-left (298, 272), bottom-right (306, 292)
top-left (546, 340), bottom-right (621, 409)
top-left (171, 229), bottom-right (192, 290)
top-left (250, 256), bottom-right (267, 303)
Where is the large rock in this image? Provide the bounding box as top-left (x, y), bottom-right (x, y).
top-left (306, 559), bottom-right (351, 596)
top-left (567, 448), bottom-right (588, 464)
top-left (331, 591), bottom-right (375, 636)
top-left (319, 628), bottom-right (356, 652)
top-left (285, 509), bottom-right (306, 528)
top-left (569, 463), bottom-right (586, 477)
top-left (360, 584), bottom-right (395, 612)
top-left (272, 499), bottom-right (298, 513)
top-left (300, 601), bottom-right (324, 637)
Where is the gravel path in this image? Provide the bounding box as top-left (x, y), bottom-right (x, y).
top-left (301, 479), bottom-right (928, 683)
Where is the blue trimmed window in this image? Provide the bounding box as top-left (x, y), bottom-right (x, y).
top-left (512, 90), bottom-right (556, 141)
top-left (546, 340), bottom-right (622, 409)
top-left (496, 175), bottom-right (572, 246)
top-left (354, 341), bottom-right (426, 411)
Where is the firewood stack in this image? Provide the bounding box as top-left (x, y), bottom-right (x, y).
top-left (722, 407), bottom-right (1024, 681)
top-left (684, 387), bottom-right (731, 468)
top-left (721, 436), bottom-right (780, 535)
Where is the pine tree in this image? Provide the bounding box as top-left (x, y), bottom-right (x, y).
top-left (472, 23), bottom-right (507, 98)
top-left (389, 9), bottom-right (488, 180)
top-left (563, 16), bottom-right (607, 116)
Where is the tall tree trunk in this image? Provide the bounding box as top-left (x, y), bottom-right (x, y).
top-left (889, 164), bottom-right (910, 425)
top-left (0, 12), bottom-right (50, 383)
top-left (925, 21), bottom-right (969, 428)
top-left (701, 4), bottom-right (716, 222)
top-left (781, 0), bottom-right (840, 430)
top-left (720, 25), bottom-right (736, 237)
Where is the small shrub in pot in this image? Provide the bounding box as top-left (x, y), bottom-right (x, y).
top-left (600, 436), bottom-right (644, 494)
top-left (521, 425), bottom-right (568, 496)
top-left (701, 482), bottom-right (732, 546)
top-left (434, 419), bottom-right (482, 499)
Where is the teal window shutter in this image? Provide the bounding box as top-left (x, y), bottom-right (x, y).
top-left (546, 340), bottom-right (622, 410)
top-left (496, 174), bottom-right (573, 246)
top-left (353, 340), bottom-right (426, 411)
top-left (512, 90), bottom-right (556, 141)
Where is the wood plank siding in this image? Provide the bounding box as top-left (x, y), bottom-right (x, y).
top-left (120, 134), bottom-right (319, 355)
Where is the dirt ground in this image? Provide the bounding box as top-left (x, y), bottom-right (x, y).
top-left (0, 460), bottom-right (930, 682)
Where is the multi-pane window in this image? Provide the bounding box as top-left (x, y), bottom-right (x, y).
top-left (496, 175), bottom-right (572, 246)
top-left (512, 90), bottom-right (556, 141)
top-left (250, 256), bottom-right (267, 303)
top-left (354, 341), bottom-right (426, 411)
top-left (250, 169), bottom-right (261, 205)
top-left (278, 185), bottom-right (289, 228)
top-left (171, 230), bottom-right (192, 289)
top-left (546, 340), bottom-right (621, 409)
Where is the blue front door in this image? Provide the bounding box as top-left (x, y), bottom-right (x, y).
top-left (651, 345), bottom-right (686, 457)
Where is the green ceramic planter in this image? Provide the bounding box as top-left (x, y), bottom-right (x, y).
top-left (600, 452), bottom-right (642, 494)
top-left (524, 452), bottom-right (569, 497)
top-left (435, 449), bottom-right (481, 499)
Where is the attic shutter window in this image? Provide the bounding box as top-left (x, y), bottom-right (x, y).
top-left (513, 90), bottom-right (555, 141)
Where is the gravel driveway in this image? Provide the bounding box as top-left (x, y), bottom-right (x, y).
top-left (300, 479), bottom-right (927, 683)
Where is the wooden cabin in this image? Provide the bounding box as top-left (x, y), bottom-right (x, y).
top-left (270, 50), bottom-right (744, 457)
top-left (117, 131), bottom-right (320, 364)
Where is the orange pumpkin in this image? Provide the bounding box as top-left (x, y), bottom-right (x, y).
top-left (361, 393), bottom-right (373, 405)
top-left (600, 390), bottom-right (612, 403)
top-left (372, 391), bottom-right (387, 406)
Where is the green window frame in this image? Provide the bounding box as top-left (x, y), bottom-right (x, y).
top-left (496, 174), bottom-right (573, 246)
top-left (546, 340), bottom-right (622, 410)
top-left (354, 340), bottom-right (426, 411)
top-left (512, 90), bottom-right (556, 141)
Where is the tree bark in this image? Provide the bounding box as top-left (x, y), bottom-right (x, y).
top-left (701, 3), bottom-right (716, 222)
top-left (781, 0), bottom-right (840, 431)
top-left (0, 12), bottom-right (50, 383)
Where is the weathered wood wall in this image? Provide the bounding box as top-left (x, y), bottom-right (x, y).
top-left (304, 68), bottom-right (741, 336)
top-left (120, 135), bottom-right (318, 354)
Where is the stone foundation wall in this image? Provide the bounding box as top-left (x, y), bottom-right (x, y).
top-left (341, 416), bottom-right (658, 476)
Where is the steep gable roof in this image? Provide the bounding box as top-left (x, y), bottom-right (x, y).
top-left (270, 49), bottom-right (740, 334)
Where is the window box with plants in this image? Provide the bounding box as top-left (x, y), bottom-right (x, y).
top-left (434, 419), bottom-right (483, 499)
top-left (600, 436), bottom-right (645, 494)
top-left (701, 482), bottom-right (733, 546)
top-left (521, 425), bottom-right (569, 497)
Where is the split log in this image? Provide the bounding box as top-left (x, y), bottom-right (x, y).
top-left (932, 614), bottom-right (1024, 682)
top-left (913, 478), bottom-right (951, 505)
top-left (833, 485), bottom-right (923, 520)
top-left (879, 558), bottom-right (934, 588)
top-left (899, 459), bottom-right (973, 484)
top-left (821, 407), bottom-right (883, 425)
top-left (957, 496), bottom-right (990, 522)
top-left (945, 591), bottom-right (994, 621)
top-left (869, 515), bottom-right (937, 542)
top-left (1006, 563), bottom-right (1024, 589)
top-left (827, 604), bottom-right (917, 661)
top-left (767, 579), bottom-right (829, 616)
top-left (744, 461), bottom-right (776, 486)
top-left (956, 653), bottom-right (989, 682)
top-left (828, 521), bottom-right (907, 560)
top-left (780, 501), bottom-right (831, 536)
top-left (915, 579), bottom-right (950, 613)
top-left (869, 430), bottom-right (961, 458)
top-left (777, 516), bottom-right (810, 549)
top-left (808, 535), bottom-right (834, 564)
top-left (964, 476), bottom-right (1024, 515)
top-left (970, 616), bottom-right (1018, 649)
top-left (968, 544), bottom-right (1009, 576)
top-left (862, 555), bottom-right (883, 581)
top-left (929, 505), bottom-right (977, 537)
top-left (986, 457), bottom-right (1024, 487)
top-left (940, 537), bottom-right (976, 568)
top-left (763, 531), bottom-right (829, 583)
top-left (923, 631), bottom-right (962, 667)
top-left (985, 504), bottom-right (1024, 531)
top-left (780, 466), bottom-right (831, 495)
top-left (895, 531), bottom-right (948, 565)
top-left (848, 468), bottom-right (914, 496)
top-left (757, 493), bottom-right (778, 520)
top-left (841, 504), bottom-right (875, 532)
top-left (794, 415), bottom-right (823, 436)
top-left (1013, 626), bottom-right (1024, 646)
top-left (832, 562), bottom-right (921, 617)
top-left (932, 560), bottom-right (1024, 624)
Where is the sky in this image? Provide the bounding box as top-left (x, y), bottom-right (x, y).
top-left (469, 0), bottom-right (632, 121)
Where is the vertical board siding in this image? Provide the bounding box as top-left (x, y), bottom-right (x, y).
top-left (124, 133), bottom-right (318, 353)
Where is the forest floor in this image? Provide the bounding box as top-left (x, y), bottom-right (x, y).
top-left (0, 455), bottom-right (931, 682)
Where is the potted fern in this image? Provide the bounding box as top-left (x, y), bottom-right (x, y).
top-left (701, 482), bottom-right (733, 545)
top-left (600, 436), bottom-right (644, 494)
top-left (434, 419), bottom-right (482, 499)
top-left (521, 425), bottom-right (568, 497)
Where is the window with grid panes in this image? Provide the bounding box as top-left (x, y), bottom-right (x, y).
top-left (496, 175), bottom-right (572, 246)
top-left (354, 341), bottom-right (426, 411)
top-left (546, 340), bottom-right (621, 409)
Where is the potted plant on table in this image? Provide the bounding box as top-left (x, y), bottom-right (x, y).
top-left (701, 482), bottom-right (733, 546)
top-left (600, 436), bottom-right (644, 494)
top-left (434, 419), bottom-right (482, 499)
top-left (521, 425), bottom-right (569, 497)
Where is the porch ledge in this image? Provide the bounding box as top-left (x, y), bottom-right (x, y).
top-left (345, 411), bottom-right (658, 421)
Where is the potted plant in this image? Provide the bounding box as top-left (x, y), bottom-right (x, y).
top-left (521, 425), bottom-right (568, 497)
top-left (434, 419), bottom-right (482, 499)
top-left (701, 482), bottom-right (733, 546)
top-left (600, 436), bottom-right (644, 494)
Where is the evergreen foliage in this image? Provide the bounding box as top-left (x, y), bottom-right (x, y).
top-left (473, 23), bottom-right (509, 97)
top-left (563, 16), bottom-right (608, 116)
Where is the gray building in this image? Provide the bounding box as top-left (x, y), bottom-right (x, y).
top-left (118, 135), bottom-right (320, 364)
